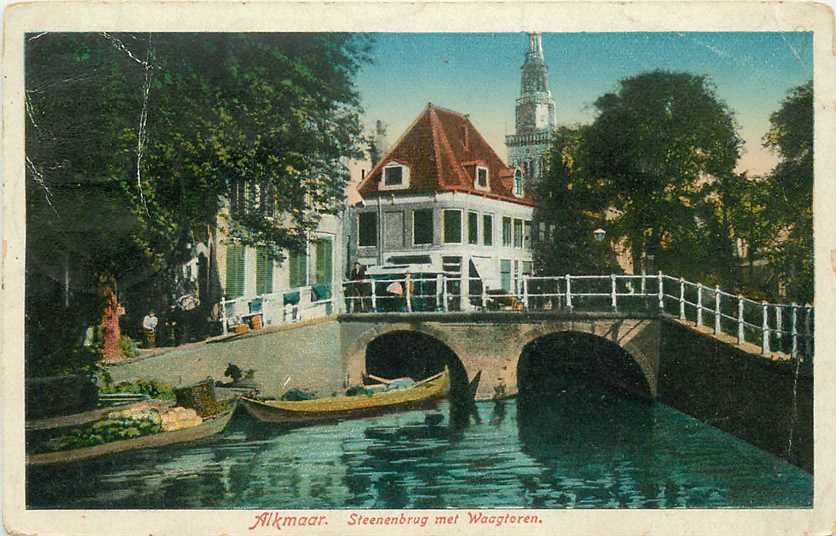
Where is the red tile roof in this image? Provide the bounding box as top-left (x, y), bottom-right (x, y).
top-left (357, 104), bottom-right (535, 207)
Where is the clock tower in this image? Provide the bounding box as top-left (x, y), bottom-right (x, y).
top-left (505, 32), bottom-right (556, 184)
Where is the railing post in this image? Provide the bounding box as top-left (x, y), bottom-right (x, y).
top-left (775, 305), bottom-right (782, 344)
top-left (370, 279), bottom-right (377, 312)
top-left (803, 304), bottom-right (812, 359)
top-left (522, 276), bottom-right (529, 311)
top-left (714, 285), bottom-right (721, 335)
top-left (737, 294), bottom-right (745, 345)
top-left (791, 302), bottom-right (798, 359)
top-left (761, 301), bottom-right (770, 356)
top-left (436, 274), bottom-right (443, 311)
top-left (405, 273), bottom-right (413, 313)
top-left (657, 271), bottom-right (664, 312)
top-left (610, 274), bottom-right (617, 312)
top-left (221, 295), bottom-right (228, 336)
top-left (679, 277), bottom-right (686, 320)
top-left (481, 278), bottom-right (488, 310)
top-left (565, 274), bottom-right (573, 310)
top-left (640, 270), bottom-right (646, 296)
top-left (696, 282), bottom-right (703, 327)
top-left (442, 274), bottom-right (449, 312)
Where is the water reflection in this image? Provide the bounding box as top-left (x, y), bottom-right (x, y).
top-left (28, 385), bottom-right (812, 509)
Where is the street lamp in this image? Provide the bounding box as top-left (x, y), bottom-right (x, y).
top-left (592, 228), bottom-right (607, 276)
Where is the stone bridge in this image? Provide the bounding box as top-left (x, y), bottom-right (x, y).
top-left (339, 311), bottom-right (662, 400)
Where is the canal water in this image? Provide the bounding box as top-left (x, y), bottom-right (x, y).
top-left (27, 381), bottom-right (812, 509)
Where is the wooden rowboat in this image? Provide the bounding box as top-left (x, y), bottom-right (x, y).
top-left (240, 369), bottom-right (449, 424)
top-left (26, 401), bottom-right (237, 466)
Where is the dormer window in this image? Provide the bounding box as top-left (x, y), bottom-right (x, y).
top-left (475, 166), bottom-right (490, 192)
top-left (380, 162), bottom-right (410, 191)
top-left (513, 169), bottom-right (524, 197)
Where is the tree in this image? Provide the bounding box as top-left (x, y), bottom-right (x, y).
top-left (25, 33), bottom-right (372, 371)
top-left (533, 126), bottom-right (617, 276)
top-left (761, 81), bottom-right (813, 302)
top-left (582, 70), bottom-right (742, 280)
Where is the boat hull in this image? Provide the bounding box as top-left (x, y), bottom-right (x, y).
top-left (26, 402), bottom-right (237, 466)
top-left (240, 370), bottom-right (449, 424)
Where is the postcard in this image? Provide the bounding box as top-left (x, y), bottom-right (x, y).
top-left (2, 1), bottom-right (835, 535)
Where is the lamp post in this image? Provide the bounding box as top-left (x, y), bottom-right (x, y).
top-left (593, 228), bottom-right (607, 275)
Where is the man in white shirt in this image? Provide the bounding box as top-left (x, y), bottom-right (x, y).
top-left (142, 311), bottom-right (158, 348)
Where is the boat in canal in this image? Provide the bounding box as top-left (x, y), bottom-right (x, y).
top-left (26, 400), bottom-right (237, 466)
top-left (239, 368), bottom-right (449, 424)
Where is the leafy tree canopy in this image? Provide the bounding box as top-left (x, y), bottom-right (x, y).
top-left (581, 70), bottom-right (743, 276)
top-left (25, 32), bottom-right (372, 371)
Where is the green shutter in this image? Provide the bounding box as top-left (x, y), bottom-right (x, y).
top-left (315, 238), bottom-right (333, 285)
top-left (256, 247), bottom-right (273, 295)
top-left (288, 248), bottom-right (308, 288)
top-left (225, 245), bottom-right (245, 298)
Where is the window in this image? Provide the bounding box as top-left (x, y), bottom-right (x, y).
top-left (384, 166), bottom-right (403, 186)
top-left (522, 261), bottom-right (533, 276)
top-left (229, 177), bottom-right (246, 219)
top-left (259, 180), bottom-right (275, 217)
top-left (514, 169), bottom-right (524, 197)
top-left (523, 221), bottom-right (532, 247)
top-left (513, 219), bottom-right (523, 248)
top-left (225, 244), bottom-right (245, 298)
top-left (468, 211), bottom-right (479, 245)
top-left (314, 238), bottom-right (333, 285)
top-left (500, 259), bottom-right (512, 292)
top-left (256, 247), bottom-right (273, 295)
top-left (380, 163), bottom-right (410, 190)
top-left (502, 216), bottom-right (512, 247)
top-left (443, 256), bottom-right (462, 274)
top-left (384, 211), bottom-right (404, 249)
top-left (443, 209), bottom-right (462, 244)
top-left (475, 166), bottom-right (490, 191)
top-left (413, 209), bottom-right (434, 245)
top-left (288, 246), bottom-right (308, 288)
top-left (358, 212), bottom-right (377, 247)
top-left (483, 214), bottom-right (493, 246)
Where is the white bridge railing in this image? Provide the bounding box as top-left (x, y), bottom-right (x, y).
top-left (342, 272), bottom-right (814, 362)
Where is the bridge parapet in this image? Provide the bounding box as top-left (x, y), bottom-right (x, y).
top-left (342, 272), bottom-right (814, 363)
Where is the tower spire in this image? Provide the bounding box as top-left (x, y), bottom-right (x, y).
top-left (527, 32), bottom-right (544, 62)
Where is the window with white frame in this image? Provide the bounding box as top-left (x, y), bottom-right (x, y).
top-left (475, 166), bottom-right (490, 191)
top-left (380, 162), bottom-right (410, 190)
top-left (513, 169), bottom-right (524, 197)
top-left (443, 209), bottom-right (462, 244)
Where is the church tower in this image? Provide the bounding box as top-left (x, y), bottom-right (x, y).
top-left (505, 32), bottom-right (556, 185)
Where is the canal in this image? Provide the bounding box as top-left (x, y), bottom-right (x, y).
top-left (27, 378), bottom-right (812, 509)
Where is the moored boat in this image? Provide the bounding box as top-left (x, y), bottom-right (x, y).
top-left (240, 368), bottom-right (449, 424)
top-left (27, 400), bottom-right (237, 466)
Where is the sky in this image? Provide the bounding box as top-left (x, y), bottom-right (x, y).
top-left (351, 32), bottom-right (812, 181)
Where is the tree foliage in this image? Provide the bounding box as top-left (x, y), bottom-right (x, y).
top-left (582, 70), bottom-right (743, 279)
top-left (761, 81), bottom-right (813, 302)
top-left (25, 32), bottom-right (372, 372)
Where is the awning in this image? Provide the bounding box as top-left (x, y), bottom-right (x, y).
top-left (470, 257), bottom-right (499, 289)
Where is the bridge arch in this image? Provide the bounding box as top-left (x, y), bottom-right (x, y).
top-left (517, 330), bottom-right (654, 399)
top-left (343, 323), bottom-right (471, 391)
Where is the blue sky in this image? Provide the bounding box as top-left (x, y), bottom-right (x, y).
top-left (354, 32), bottom-right (812, 176)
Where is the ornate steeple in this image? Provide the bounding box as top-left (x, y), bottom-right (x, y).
top-left (506, 32), bottom-right (557, 184)
top-left (515, 32), bottom-right (556, 135)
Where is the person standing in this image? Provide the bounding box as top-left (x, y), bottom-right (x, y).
top-left (142, 310), bottom-right (158, 349)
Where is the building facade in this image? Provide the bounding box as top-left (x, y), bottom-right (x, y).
top-left (213, 193), bottom-right (344, 329)
top-left (351, 104), bottom-right (535, 302)
top-left (505, 32), bottom-right (557, 185)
